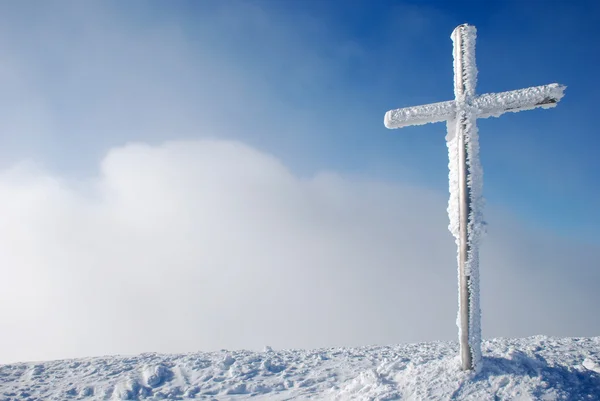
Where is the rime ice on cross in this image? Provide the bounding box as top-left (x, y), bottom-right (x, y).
top-left (383, 24), bottom-right (565, 371)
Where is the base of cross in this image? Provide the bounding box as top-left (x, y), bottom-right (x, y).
top-left (384, 23), bottom-right (565, 371)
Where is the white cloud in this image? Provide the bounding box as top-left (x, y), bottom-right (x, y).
top-left (1, 139), bottom-right (597, 363)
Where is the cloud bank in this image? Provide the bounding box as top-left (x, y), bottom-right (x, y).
top-left (1, 139), bottom-right (597, 363)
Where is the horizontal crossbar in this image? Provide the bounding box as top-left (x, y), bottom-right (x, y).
top-left (384, 83), bottom-right (566, 129)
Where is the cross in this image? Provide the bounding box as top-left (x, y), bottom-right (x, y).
top-left (383, 24), bottom-right (565, 371)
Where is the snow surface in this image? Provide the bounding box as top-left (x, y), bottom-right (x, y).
top-left (1, 336), bottom-right (599, 400)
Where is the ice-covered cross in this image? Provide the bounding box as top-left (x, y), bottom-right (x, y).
top-left (383, 24), bottom-right (565, 371)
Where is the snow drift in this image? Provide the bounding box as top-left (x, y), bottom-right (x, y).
top-left (1, 336), bottom-right (599, 400)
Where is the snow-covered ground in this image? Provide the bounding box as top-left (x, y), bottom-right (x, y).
top-left (1, 336), bottom-right (599, 400)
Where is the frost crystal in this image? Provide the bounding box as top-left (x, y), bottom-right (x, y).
top-left (384, 23), bottom-right (565, 371)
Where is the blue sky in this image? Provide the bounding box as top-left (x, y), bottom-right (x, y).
top-left (208, 0), bottom-right (600, 242)
top-left (2, 0), bottom-right (598, 241)
top-left (0, 1), bottom-right (599, 362)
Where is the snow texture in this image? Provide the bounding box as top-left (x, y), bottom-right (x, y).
top-left (450, 23), bottom-right (483, 370)
top-left (445, 118), bottom-right (460, 241)
top-left (384, 100), bottom-right (455, 129)
top-left (457, 25), bottom-right (477, 99)
top-left (384, 84), bottom-right (565, 129)
top-left (474, 83), bottom-right (566, 118)
top-left (1, 336), bottom-right (599, 400)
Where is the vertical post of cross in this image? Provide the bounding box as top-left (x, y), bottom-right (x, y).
top-left (452, 24), bottom-right (476, 371)
top-left (383, 22), bottom-right (564, 372)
